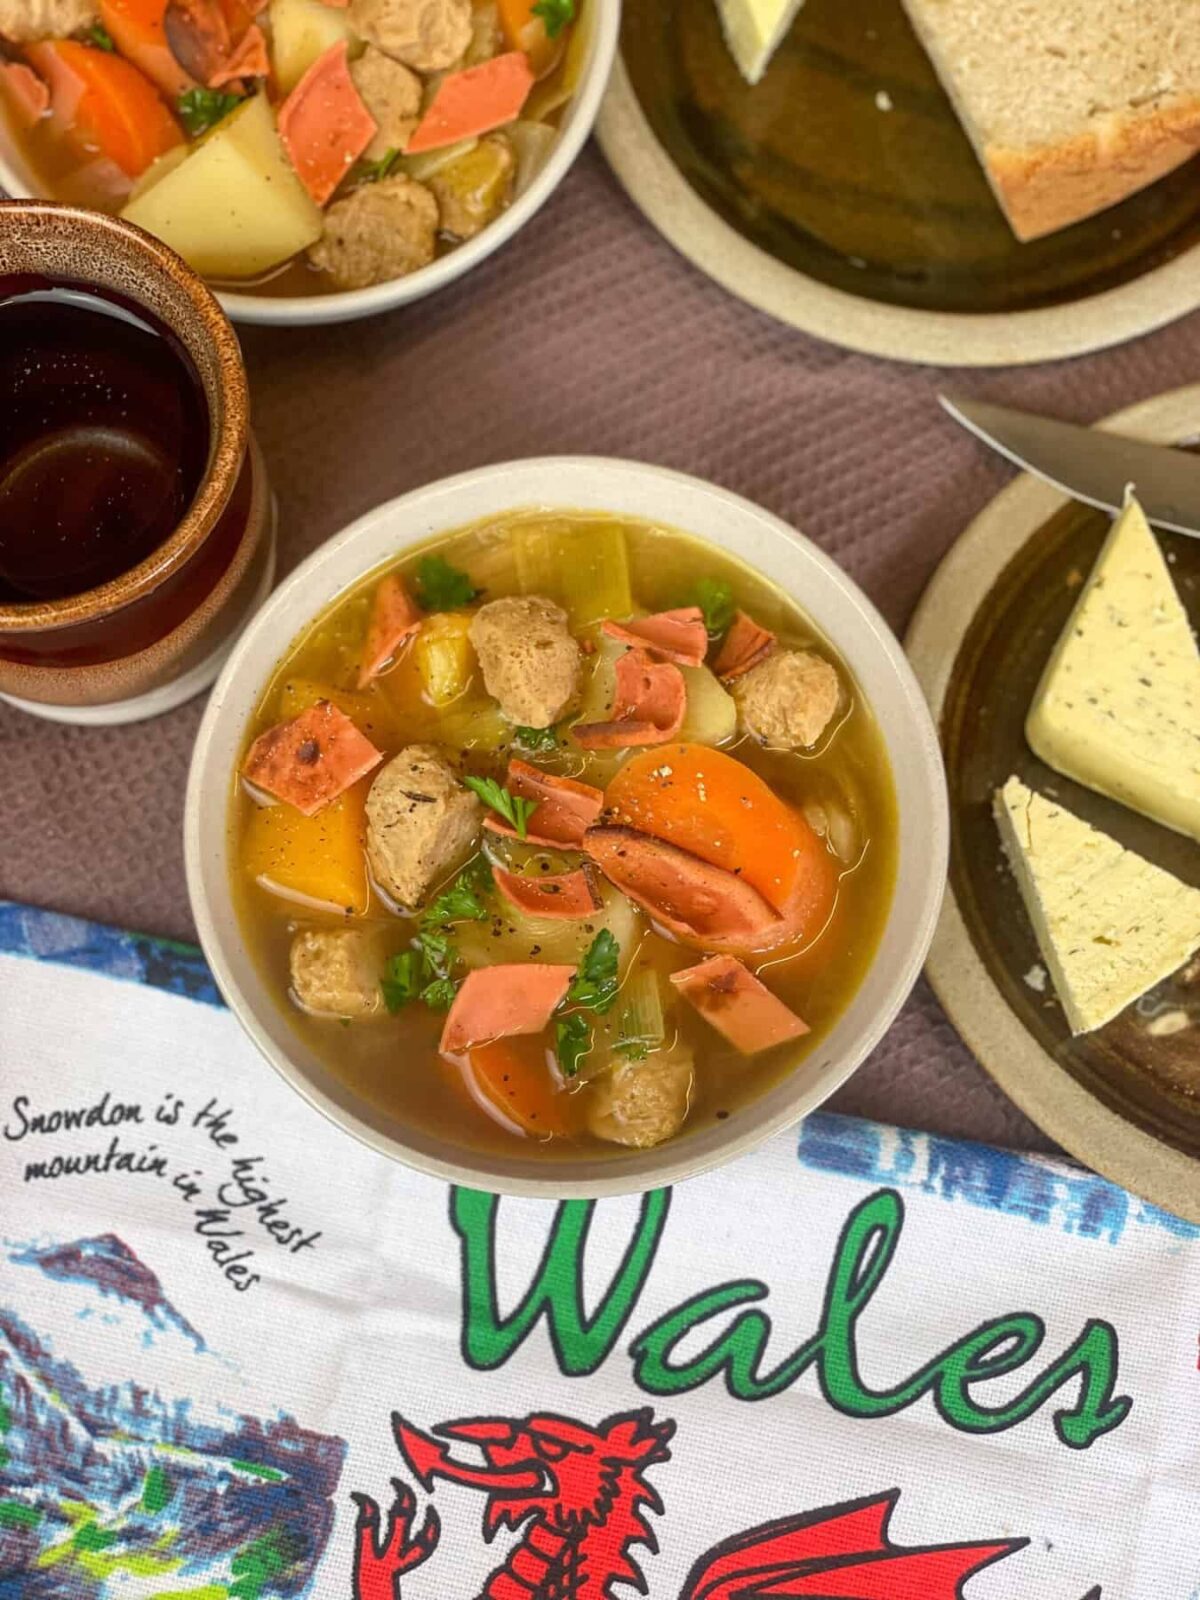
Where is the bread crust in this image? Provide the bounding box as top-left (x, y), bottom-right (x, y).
top-left (985, 97), bottom-right (1200, 241)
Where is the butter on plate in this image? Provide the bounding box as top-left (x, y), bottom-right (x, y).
top-left (1026, 495), bottom-right (1200, 842)
top-left (716, 0), bottom-right (807, 83)
top-left (994, 776), bottom-right (1200, 1036)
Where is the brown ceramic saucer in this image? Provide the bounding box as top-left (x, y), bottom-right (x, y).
top-left (599, 0), bottom-right (1200, 365)
top-left (0, 203), bottom-right (275, 724)
top-left (907, 385), bottom-right (1200, 1222)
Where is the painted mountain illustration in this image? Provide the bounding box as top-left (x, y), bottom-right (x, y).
top-left (0, 1233), bottom-right (345, 1598)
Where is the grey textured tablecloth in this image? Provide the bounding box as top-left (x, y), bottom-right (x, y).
top-left (6, 144), bottom-right (1200, 1153)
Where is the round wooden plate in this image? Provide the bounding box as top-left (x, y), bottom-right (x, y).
top-left (907, 386), bottom-right (1200, 1221)
top-left (597, 0), bottom-right (1200, 366)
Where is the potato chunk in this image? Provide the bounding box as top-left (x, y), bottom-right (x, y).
top-left (270, 0), bottom-right (357, 94)
top-left (121, 93), bottom-right (322, 279)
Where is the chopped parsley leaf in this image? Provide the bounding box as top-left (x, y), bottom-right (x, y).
top-left (424, 856), bottom-right (493, 924)
top-left (515, 724), bottom-right (559, 753)
top-left (533, 0), bottom-right (575, 38)
top-left (177, 87), bottom-right (241, 138)
top-left (419, 976), bottom-right (459, 1011)
top-left (555, 1012), bottom-right (591, 1077)
top-left (354, 147), bottom-right (402, 184)
top-left (87, 22), bottom-right (116, 49)
top-left (381, 951), bottom-right (422, 1013)
top-left (691, 577), bottom-right (735, 639)
top-left (416, 554), bottom-right (479, 611)
top-left (464, 776), bottom-right (537, 840)
top-left (566, 929), bottom-right (620, 1013)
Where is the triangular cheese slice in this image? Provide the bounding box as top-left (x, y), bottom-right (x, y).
top-left (716, 0), bottom-right (807, 83)
top-left (994, 776), bottom-right (1200, 1035)
top-left (1026, 494), bottom-right (1200, 841)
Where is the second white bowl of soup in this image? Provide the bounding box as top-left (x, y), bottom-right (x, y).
top-left (186, 458), bottom-right (947, 1195)
top-left (0, 0), bottom-right (616, 324)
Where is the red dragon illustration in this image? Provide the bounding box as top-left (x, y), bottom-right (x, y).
top-left (350, 1407), bottom-right (1075, 1600)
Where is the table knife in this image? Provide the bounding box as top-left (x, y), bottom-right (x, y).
top-left (939, 394), bottom-right (1200, 537)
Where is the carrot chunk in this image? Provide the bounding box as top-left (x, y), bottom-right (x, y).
top-left (278, 39), bottom-right (376, 206)
top-left (493, 864), bottom-right (601, 921)
top-left (713, 610), bottom-right (775, 681)
top-left (483, 759), bottom-right (604, 848)
top-left (441, 963), bottom-right (574, 1055)
top-left (584, 825), bottom-right (787, 954)
top-left (467, 1035), bottom-right (568, 1137)
top-left (496, 0), bottom-right (561, 76)
top-left (210, 21), bottom-right (270, 85)
top-left (99, 0), bottom-right (195, 100)
top-left (358, 573), bottom-right (423, 687)
top-left (26, 41), bottom-right (182, 179)
top-left (671, 955), bottom-right (809, 1054)
top-left (574, 649), bottom-right (687, 750)
top-left (601, 607), bottom-right (707, 667)
top-left (0, 62), bottom-right (49, 127)
top-left (406, 50), bottom-right (533, 155)
top-left (604, 744), bottom-right (837, 944)
top-left (242, 700), bottom-right (383, 816)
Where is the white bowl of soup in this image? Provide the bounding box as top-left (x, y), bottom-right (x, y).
top-left (0, 0), bottom-right (616, 325)
top-left (186, 458), bottom-right (947, 1194)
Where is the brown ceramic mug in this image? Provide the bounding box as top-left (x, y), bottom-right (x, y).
top-left (0, 202), bottom-right (275, 725)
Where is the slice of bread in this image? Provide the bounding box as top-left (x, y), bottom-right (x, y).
top-left (898, 0), bottom-right (1200, 239)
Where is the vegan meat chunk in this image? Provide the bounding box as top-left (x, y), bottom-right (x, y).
top-left (349, 46), bottom-right (423, 158)
top-left (0, 0), bottom-right (96, 39)
top-left (587, 1046), bottom-right (694, 1148)
top-left (290, 928), bottom-right (385, 1018)
top-left (469, 595), bottom-right (582, 728)
top-left (347, 0), bottom-right (471, 71)
top-left (307, 173), bottom-right (438, 290)
top-left (733, 648), bottom-right (842, 749)
top-left (366, 744), bottom-right (481, 907)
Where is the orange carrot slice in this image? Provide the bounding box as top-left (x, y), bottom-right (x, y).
top-left (671, 955), bottom-right (810, 1053)
top-left (574, 649), bottom-right (687, 750)
top-left (467, 1035), bottom-right (568, 1137)
top-left (26, 41), bottom-right (182, 178)
top-left (493, 864), bottom-right (601, 921)
top-left (209, 20), bottom-right (269, 85)
top-left (483, 759), bottom-right (604, 848)
top-left (604, 743), bottom-right (837, 944)
top-left (713, 610), bottom-right (775, 681)
top-left (358, 573), bottom-right (423, 687)
top-left (601, 607), bottom-right (707, 667)
top-left (242, 700), bottom-right (383, 816)
top-left (0, 62), bottom-right (49, 127)
top-left (406, 50), bottom-right (533, 155)
top-left (441, 963), bottom-right (574, 1055)
top-left (584, 825), bottom-right (787, 954)
top-left (99, 0), bottom-right (195, 100)
top-left (278, 39), bottom-right (377, 206)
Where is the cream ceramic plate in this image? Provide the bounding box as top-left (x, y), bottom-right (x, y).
top-left (598, 0), bottom-right (1200, 367)
top-left (907, 386), bottom-right (1200, 1221)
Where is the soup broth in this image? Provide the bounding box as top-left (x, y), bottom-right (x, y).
top-left (231, 511), bottom-right (898, 1160)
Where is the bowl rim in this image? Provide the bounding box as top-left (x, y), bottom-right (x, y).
top-left (0, 201), bottom-right (248, 630)
top-left (0, 1), bottom-right (620, 327)
top-left (185, 456), bottom-right (948, 1196)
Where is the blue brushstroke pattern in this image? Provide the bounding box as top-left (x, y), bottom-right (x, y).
top-left (0, 900), bottom-right (220, 1007)
top-left (3, 898), bottom-right (1198, 1243)
top-left (796, 1115), bottom-right (1200, 1244)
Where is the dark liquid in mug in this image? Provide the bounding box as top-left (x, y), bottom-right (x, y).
top-left (0, 277), bottom-right (209, 604)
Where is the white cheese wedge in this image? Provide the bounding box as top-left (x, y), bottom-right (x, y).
top-left (1026, 494), bottom-right (1200, 842)
top-left (994, 775), bottom-right (1200, 1035)
top-left (715, 0), bottom-right (806, 84)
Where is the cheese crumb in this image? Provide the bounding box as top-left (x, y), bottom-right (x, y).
top-left (875, 90), bottom-right (893, 111)
top-left (1024, 964), bottom-right (1048, 994)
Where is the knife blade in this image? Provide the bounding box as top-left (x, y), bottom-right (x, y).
top-left (939, 394), bottom-right (1200, 537)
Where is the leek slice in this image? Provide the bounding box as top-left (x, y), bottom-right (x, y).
top-left (512, 516), bottom-right (632, 628)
